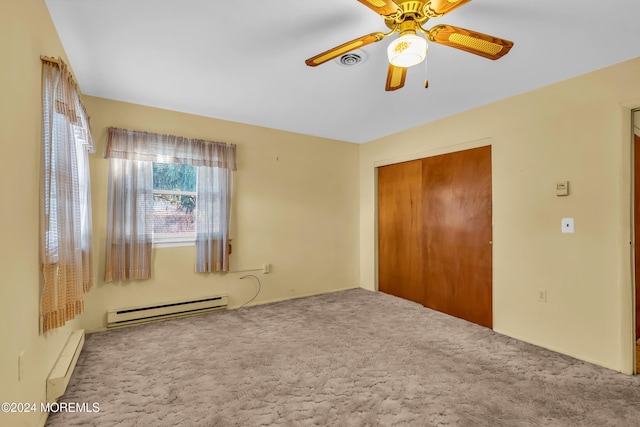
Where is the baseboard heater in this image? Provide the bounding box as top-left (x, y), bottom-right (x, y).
top-left (107, 295), bottom-right (228, 328)
top-left (46, 329), bottom-right (84, 403)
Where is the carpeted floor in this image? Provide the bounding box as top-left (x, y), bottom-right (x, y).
top-left (46, 288), bottom-right (640, 426)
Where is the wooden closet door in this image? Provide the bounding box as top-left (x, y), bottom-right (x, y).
top-left (422, 146), bottom-right (493, 327)
top-left (378, 160), bottom-right (424, 304)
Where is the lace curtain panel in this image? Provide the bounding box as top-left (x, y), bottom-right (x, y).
top-left (40, 57), bottom-right (95, 333)
top-left (104, 127), bottom-right (236, 280)
top-left (195, 164), bottom-right (233, 272)
top-left (104, 157), bottom-right (153, 281)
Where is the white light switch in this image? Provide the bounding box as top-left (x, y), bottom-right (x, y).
top-left (561, 218), bottom-right (574, 233)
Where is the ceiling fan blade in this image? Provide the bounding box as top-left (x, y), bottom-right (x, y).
top-left (425, 0), bottom-right (472, 17)
top-left (385, 64), bottom-right (406, 91)
top-left (305, 32), bottom-right (386, 67)
top-left (357, 0), bottom-right (399, 17)
top-left (428, 25), bottom-right (513, 60)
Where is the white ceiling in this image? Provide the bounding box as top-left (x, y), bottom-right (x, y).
top-left (45, 0), bottom-right (640, 144)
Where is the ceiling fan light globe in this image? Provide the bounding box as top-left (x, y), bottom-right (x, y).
top-left (387, 35), bottom-right (427, 68)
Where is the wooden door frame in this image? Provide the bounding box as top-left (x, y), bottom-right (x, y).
top-left (632, 108), bottom-right (640, 374)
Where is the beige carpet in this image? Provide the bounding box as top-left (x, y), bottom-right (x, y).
top-left (46, 289), bottom-right (640, 426)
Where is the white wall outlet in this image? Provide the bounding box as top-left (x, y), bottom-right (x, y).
top-left (262, 263), bottom-right (270, 274)
top-left (537, 290), bottom-right (547, 303)
top-left (561, 218), bottom-right (574, 233)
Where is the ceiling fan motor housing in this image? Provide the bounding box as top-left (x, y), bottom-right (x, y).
top-left (384, 1), bottom-right (433, 29)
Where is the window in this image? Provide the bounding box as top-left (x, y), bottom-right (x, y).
top-left (104, 127), bottom-right (237, 278)
top-left (152, 163), bottom-right (197, 247)
top-left (40, 57), bottom-right (94, 331)
top-left (46, 98), bottom-right (94, 259)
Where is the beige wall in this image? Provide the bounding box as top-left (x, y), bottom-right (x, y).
top-left (1, 2), bottom-right (358, 426)
top-left (81, 96), bottom-right (360, 333)
top-left (360, 57), bottom-right (640, 373)
top-left (0, 1), bottom-right (84, 426)
top-left (2, 1), bottom-right (639, 425)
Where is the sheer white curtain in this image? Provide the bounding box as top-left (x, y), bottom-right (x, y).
top-left (40, 58), bottom-right (94, 332)
top-left (104, 156), bottom-right (154, 281)
top-left (196, 147), bottom-right (235, 272)
top-left (104, 127), bottom-right (236, 280)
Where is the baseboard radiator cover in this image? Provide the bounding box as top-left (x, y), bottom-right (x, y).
top-left (47, 329), bottom-right (85, 403)
top-left (107, 295), bottom-right (228, 328)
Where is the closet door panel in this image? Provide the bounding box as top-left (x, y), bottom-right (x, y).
top-left (421, 146), bottom-right (493, 327)
top-left (378, 160), bottom-right (423, 304)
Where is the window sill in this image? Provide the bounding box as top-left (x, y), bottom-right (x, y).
top-left (153, 233), bottom-right (195, 248)
top-left (151, 234), bottom-right (228, 249)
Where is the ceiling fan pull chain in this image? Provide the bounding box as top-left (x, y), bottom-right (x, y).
top-left (424, 53), bottom-right (429, 89)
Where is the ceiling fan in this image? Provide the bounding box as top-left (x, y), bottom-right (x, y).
top-left (305, 0), bottom-right (514, 91)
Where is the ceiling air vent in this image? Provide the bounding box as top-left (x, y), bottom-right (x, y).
top-left (335, 49), bottom-right (368, 67)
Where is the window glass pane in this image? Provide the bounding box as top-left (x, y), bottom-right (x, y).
top-left (153, 163), bottom-right (197, 191)
top-left (153, 194), bottom-right (196, 234)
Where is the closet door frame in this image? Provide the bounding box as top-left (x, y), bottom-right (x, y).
top-left (376, 144), bottom-right (493, 328)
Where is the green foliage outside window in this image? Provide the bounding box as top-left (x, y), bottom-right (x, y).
top-left (153, 163), bottom-right (197, 213)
